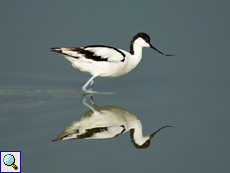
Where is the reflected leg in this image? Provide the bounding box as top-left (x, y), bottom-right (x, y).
top-left (81, 93), bottom-right (96, 112)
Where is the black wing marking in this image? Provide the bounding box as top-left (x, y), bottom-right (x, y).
top-left (77, 125), bottom-right (126, 139)
top-left (51, 45), bottom-right (126, 62)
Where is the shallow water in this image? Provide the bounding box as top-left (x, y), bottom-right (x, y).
top-left (1, 83), bottom-right (229, 172)
top-left (1, 1), bottom-right (230, 172)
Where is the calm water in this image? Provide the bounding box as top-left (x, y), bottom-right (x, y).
top-left (0, 81), bottom-right (229, 172)
top-left (1, 1), bottom-right (230, 172)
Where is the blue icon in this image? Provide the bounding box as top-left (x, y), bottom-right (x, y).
top-left (3, 154), bottom-right (18, 170)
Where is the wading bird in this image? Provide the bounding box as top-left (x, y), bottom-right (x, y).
top-left (51, 32), bottom-right (173, 93)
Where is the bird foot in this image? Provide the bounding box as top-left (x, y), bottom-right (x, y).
top-left (82, 89), bottom-right (98, 94)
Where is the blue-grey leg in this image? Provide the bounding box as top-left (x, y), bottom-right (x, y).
top-left (81, 94), bottom-right (95, 112)
top-left (90, 95), bottom-right (95, 107)
top-left (82, 75), bottom-right (97, 93)
top-left (89, 78), bottom-right (95, 91)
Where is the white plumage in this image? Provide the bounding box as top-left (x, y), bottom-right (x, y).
top-left (53, 94), bottom-right (172, 149)
top-left (51, 32), bottom-right (173, 93)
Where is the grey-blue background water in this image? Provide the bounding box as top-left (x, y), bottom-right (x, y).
top-left (1, 1), bottom-right (230, 172)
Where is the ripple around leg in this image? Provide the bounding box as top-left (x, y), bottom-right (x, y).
top-left (81, 88), bottom-right (114, 95)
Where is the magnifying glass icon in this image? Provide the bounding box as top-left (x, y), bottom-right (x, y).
top-left (3, 154), bottom-right (18, 170)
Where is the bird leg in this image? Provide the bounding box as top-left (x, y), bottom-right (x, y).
top-left (82, 75), bottom-right (97, 93)
top-left (81, 94), bottom-right (96, 112)
top-left (90, 95), bottom-right (96, 107)
top-left (89, 79), bottom-right (95, 91)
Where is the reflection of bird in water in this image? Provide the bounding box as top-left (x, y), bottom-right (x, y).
top-left (53, 94), bottom-right (172, 149)
top-left (51, 32), bottom-right (173, 93)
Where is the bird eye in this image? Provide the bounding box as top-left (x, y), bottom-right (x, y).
top-left (145, 37), bottom-right (150, 43)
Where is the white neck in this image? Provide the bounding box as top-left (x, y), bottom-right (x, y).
top-left (130, 120), bottom-right (150, 145)
top-left (125, 40), bottom-right (145, 73)
top-left (132, 41), bottom-right (144, 60)
top-left (132, 127), bottom-right (150, 145)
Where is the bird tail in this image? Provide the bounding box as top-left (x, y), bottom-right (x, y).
top-left (51, 47), bottom-right (62, 53)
